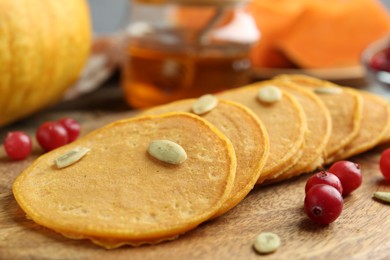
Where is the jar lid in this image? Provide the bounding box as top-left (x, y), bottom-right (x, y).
top-left (134, 0), bottom-right (248, 6)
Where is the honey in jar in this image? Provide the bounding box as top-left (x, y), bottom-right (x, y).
top-left (122, 0), bottom-right (259, 108)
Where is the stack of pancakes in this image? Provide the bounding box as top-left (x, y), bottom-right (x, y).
top-left (13, 75), bottom-right (390, 248)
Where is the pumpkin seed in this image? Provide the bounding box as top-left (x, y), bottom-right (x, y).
top-left (314, 87), bottom-right (342, 94)
top-left (253, 232), bottom-right (281, 254)
top-left (373, 191), bottom-right (390, 204)
top-left (257, 86), bottom-right (282, 103)
top-left (148, 140), bottom-right (187, 165)
top-left (55, 147), bottom-right (90, 169)
top-left (191, 94), bottom-right (218, 115)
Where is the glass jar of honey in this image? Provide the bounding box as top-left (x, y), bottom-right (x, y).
top-left (121, 0), bottom-right (259, 109)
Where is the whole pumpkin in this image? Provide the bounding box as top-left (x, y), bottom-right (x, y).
top-left (0, 0), bottom-right (91, 126)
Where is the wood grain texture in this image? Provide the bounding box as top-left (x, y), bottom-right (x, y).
top-left (1, 111), bottom-right (390, 260)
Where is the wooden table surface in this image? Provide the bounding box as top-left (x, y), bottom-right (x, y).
top-left (1, 82), bottom-right (390, 260)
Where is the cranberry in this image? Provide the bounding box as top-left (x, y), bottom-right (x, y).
top-left (304, 184), bottom-right (344, 225)
top-left (379, 148), bottom-right (390, 181)
top-left (305, 171), bottom-right (343, 195)
top-left (3, 131), bottom-right (32, 160)
top-left (58, 117), bottom-right (80, 142)
top-left (36, 122), bottom-right (69, 151)
top-left (370, 51), bottom-right (389, 71)
top-left (328, 161), bottom-right (362, 196)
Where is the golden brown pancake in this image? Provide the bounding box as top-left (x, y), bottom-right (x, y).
top-left (13, 112), bottom-right (236, 248)
top-left (276, 74), bottom-right (363, 163)
top-left (255, 79), bottom-right (331, 182)
top-left (379, 100), bottom-right (390, 144)
top-left (275, 74), bottom-right (339, 88)
top-left (332, 90), bottom-right (390, 160)
top-left (141, 98), bottom-right (269, 216)
top-left (218, 85), bottom-right (307, 183)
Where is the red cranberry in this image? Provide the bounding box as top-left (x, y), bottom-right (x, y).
top-left (305, 171), bottom-right (343, 195)
top-left (379, 148), bottom-right (390, 181)
top-left (3, 131), bottom-right (32, 160)
top-left (304, 184), bottom-right (344, 225)
top-left (58, 117), bottom-right (81, 143)
top-left (370, 51), bottom-right (389, 71)
top-left (36, 122), bottom-right (69, 151)
top-left (328, 161), bottom-right (362, 196)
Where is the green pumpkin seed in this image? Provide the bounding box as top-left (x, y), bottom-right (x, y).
top-left (373, 191), bottom-right (390, 204)
top-left (148, 140), bottom-right (187, 165)
top-left (257, 86), bottom-right (282, 103)
top-left (314, 87), bottom-right (342, 94)
top-left (55, 147), bottom-right (90, 169)
top-left (192, 94), bottom-right (218, 115)
top-left (253, 232), bottom-right (281, 254)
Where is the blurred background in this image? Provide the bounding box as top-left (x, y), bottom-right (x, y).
top-left (56, 0), bottom-right (390, 113)
top-left (88, 0), bottom-right (390, 35)
top-left (83, 0), bottom-right (390, 102)
top-left (88, 0), bottom-right (129, 35)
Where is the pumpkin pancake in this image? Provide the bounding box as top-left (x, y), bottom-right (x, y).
top-left (218, 85), bottom-right (307, 183)
top-left (254, 79), bottom-right (331, 182)
top-left (381, 119), bottom-right (390, 143)
top-left (379, 100), bottom-right (390, 144)
top-left (276, 74), bottom-right (363, 163)
top-left (13, 112), bottom-right (236, 248)
top-left (382, 133), bottom-right (390, 144)
top-left (275, 74), bottom-right (339, 88)
top-left (141, 98), bottom-right (269, 216)
top-left (332, 91), bottom-right (390, 160)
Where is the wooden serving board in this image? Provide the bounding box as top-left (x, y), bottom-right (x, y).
top-left (1, 110), bottom-right (390, 260)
